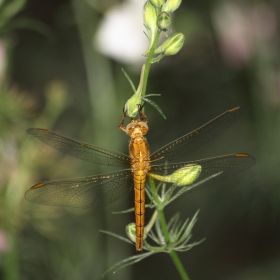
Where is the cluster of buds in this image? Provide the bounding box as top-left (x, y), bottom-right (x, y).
top-left (143, 0), bottom-right (184, 59)
top-left (123, 0), bottom-right (184, 119)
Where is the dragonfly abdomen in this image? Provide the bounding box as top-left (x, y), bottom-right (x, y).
top-left (133, 170), bottom-right (146, 251)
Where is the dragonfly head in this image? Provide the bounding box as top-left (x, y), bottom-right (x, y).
top-left (126, 120), bottom-right (148, 138)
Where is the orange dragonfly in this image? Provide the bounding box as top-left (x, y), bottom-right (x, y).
top-left (25, 106), bottom-right (255, 251)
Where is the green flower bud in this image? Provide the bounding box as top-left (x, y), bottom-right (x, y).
top-left (142, 1), bottom-right (157, 56)
top-left (124, 65), bottom-right (145, 118)
top-left (163, 0), bottom-right (182, 13)
top-left (150, 0), bottom-right (165, 7)
top-left (154, 32), bottom-right (185, 56)
top-left (157, 11), bottom-right (171, 30)
top-left (143, 1), bottom-right (157, 41)
top-left (125, 223), bottom-right (148, 243)
top-left (149, 164), bottom-right (201, 186)
top-left (126, 223), bottom-right (137, 243)
top-left (125, 94), bottom-right (141, 118)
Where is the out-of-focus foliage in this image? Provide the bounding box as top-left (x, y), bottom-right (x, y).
top-left (0, 0), bottom-right (27, 31)
top-left (1, 0), bottom-right (280, 279)
top-left (0, 0), bottom-right (50, 38)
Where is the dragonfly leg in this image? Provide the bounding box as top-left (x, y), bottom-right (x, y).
top-left (118, 109), bottom-right (127, 132)
top-left (138, 104), bottom-right (148, 122)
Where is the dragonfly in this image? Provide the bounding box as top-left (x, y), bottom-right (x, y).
top-left (25, 106), bottom-right (255, 251)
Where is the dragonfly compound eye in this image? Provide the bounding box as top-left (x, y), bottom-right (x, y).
top-left (126, 122), bottom-right (137, 136)
top-left (138, 122), bottom-right (148, 135)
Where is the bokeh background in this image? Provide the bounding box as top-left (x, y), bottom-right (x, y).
top-left (1, 0), bottom-right (280, 279)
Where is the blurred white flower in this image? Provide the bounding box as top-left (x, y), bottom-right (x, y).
top-left (94, 0), bottom-right (147, 65)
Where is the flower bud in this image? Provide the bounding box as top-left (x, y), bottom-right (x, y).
top-left (142, 1), bottom-right (158, 56)
top-left (150, 0), bottom-right (165, 7)
top-left (163, 0), bottom-right (182, 13)
top-left (126, 223), bottom-right (136, 243)
top-left (154, 32), bottom-right (185, 56)
top-left (157, 11), bottom-right (171, 30)
top-left (143, 1), bottom-right (157, 40)
top-left (149, 164), bottom-right (201, 186)
top-left (124, 94), bottom-right (142, 118)
top-left (124, 65), bottom-right (145, 118)
top-left (125, 223), bottom-right (148, 243)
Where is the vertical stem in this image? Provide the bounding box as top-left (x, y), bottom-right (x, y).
top-left (157, 209), bottom-right (190, 280)
top-left (148, 176), bottom-right (190, 280)
top-left (142, 30), bottom-right (161, 98)
top-left (157, 208), bottom-right (171, 246)
top-left (169, 250), bottom-right (190, 280)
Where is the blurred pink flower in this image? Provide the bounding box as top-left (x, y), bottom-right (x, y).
top-left (213, 2), bottom-right (277, 68)
top-left (0, 229), bottom-right (8, 254)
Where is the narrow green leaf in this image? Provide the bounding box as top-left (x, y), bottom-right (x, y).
top-left (121, 68), bottom-right (136, 93)
top-left (166, 172), bottom-right (222, 206)
top-left (144, 93), bottom-right (161, 97)
top-left (112, 207), bottom-right (135, 214)
top-left (103, 252), bottom-right (155, 276)
top-left (141, 97), bottom-right (166, 119)
top-left (112, 203), bottom-right (154, 215)
top-left (99, 230), bottom-right (133, 245)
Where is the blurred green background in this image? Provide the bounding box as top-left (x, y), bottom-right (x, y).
top-left (1, 0), bottom-right (280, 279)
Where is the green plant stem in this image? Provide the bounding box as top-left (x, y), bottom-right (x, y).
top-left (145, 210), bottom-right (158, 233)
top-left (157, 209), bottom-right (190, 280)
top-left (169, 250), bottom-right (190, 280)
top-left (157, 208), bottom-right (171, 245)
top-left (141, 30), bottom-right (161, 98)
top-left (149, 176), bottom-right (190, 280)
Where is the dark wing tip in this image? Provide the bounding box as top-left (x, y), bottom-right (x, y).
top-left (235, 153), bottom-right (256, 165)
top-left (25, 182), bottom-right (45, 202)
top-left (31, 182), bottom-right (45, 189)
top-left (228, 106), bottom-right (241, 112)
top-left (228, 105), bottom-right (249, 113)
top-left (26, 128), bottom-right (50, 134)
top-left (235, 153), bottom-right (249, 157)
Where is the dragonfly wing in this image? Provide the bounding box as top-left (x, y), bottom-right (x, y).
top-left (150, 106), bottom-right (249, 163)
top-left (25, 170), bottom-right (133, 208)
top-left (27, 128), bottom-right (131, 168)
top-left (149, 153), bottom-right (255, 192)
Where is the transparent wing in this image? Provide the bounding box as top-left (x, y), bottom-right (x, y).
top-left (150, 106), bottom-right (249, 163)
top-left (27, 128), bottom-right (131, 168)
top-left (25, 170), bottom-right (133, 208)
top-left (149, 153), bottom-right (256, 192)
